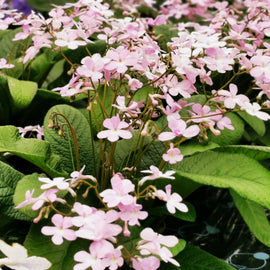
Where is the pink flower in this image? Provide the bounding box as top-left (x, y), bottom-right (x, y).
top-left (76, 54), bottom-right (106, 83)
top-left (97, 115), bottom-right (132, 142)
top-left (118, 200), bottom-right (148, 226)
top-left (74, 240), bottom-right (114, 270)
top-left (100, 174), bottom-right (135, 207)
top-left (241, 102), bottom-right (270, 121)
top-left (0, 58), bottom-right (14, 69)
top-left (75, 210), bottom-right (121, 242)
top-left (105, 46), bottom-right (137, 74)
top-left (162, 143), bottom-right (183, 164)
top-left (138, 228), bottom-right (180, 266)
top-left (41, 214), bottom-right (77, 245)
top-left (250, 54), bottom-right (270, 82)
top-left (218, 83), bottom-right (249, 109)
top-left (132, 256), bottom-right (160, 270)
top-left (70, 165), bottom-right (97, 184)
top-left (139, 166), bottom-right (175, 186)
top-left (158, 118), bottom-right (200, 141)
top-left (154, 184), bottom-right (188, 214)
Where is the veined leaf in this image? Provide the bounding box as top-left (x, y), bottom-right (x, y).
top-left (160, 244), bottom-right (235, 270)
top-left (216, 145), bottom-right (270, 160)
top-left (237, 111), bottom-right (265, 137)
top-left (172, 151), bottom-right (270, 210)
top-left (0, 125), bottom-right (65, 177)
top-left (7, 76), bottom-right (38, 110)
top-left (230, 190), bottom-right (270, 247)
top-left (44, 104), bottom-right (95, 175)
top-left (0, 161), bottom-right (30, 220)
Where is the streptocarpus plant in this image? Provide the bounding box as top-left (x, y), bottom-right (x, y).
top-left (1, 0), bottom-right (270, 269)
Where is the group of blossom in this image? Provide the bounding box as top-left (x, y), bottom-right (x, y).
top-left (2, 0), bottom-right (270, 269)
top-left (16, 165), bottom-right (187, 270)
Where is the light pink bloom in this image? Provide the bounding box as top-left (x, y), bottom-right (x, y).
top-left (15, 189), bottom-right (66, 211)
top-left (39, 177), bottom-right (69, 190)
top-left (97, 115), bottom-right (132, 142)
top-left (218, 83), bottom-right (249, 109)
top-left (112, 96), bottom-right (143, 116)
top-left (72, 202), bottom-right (96, 228)
top-left (41, 214), bottom-right (77, 245)
top-left (100, 174), bottom-right (135, 207)
top-left (74, 240), bottom-right (114, 270)
top-left (105, 46), bottom-right (138, 74)
top-left (0, 58), bottom-right (14, 69)
top-left (70, 165), bottom-right (97, 184)
top-left (154, 184), bottom-right (188, 214)
top-left (139, 166), bottom-right (175, 186)
top-left (138, 227), bottom-right (180, 266)
top-left (158, 118), bottom-right (200, 141)
top-left (76, 54), bottom-right (105, 83)
top-left (132, 256), bottom-right (160, 270)
top-left (55, 29), bottom-right (87, 50)
top-left (250, 54), bottom-right (270, 82)
top-left (162, 143), bottom-right (183, 164)
top-left (118, 200), bottom-right (148, 226)
top-left (75, 210), bottom-right (121, 241)
top-left (18, 125), bottom-right (44, 140)
top-left (241, 102), bottom-right (270, 121)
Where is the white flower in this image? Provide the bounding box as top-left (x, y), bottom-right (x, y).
top-left (0, 240), bottom-right (51, 270)
top-left (241, 102), bottom-right (270, 121)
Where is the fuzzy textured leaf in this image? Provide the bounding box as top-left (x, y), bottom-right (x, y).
top-left (0, 125), bottom-right (64, 177)
top-left (44, 104), bottom-right (95, 175)
top-left (0, 161), bottom-right (30, 220)
top-left (7, 76), bottom-right (38, 110)
top-left (172, 151), bottom-right (270, 210)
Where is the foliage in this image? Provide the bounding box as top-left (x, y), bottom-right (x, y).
top-left (1, 0), bottom-right (270, 269)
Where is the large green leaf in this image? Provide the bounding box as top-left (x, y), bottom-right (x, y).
top-left (0, 126), bottom-right (65, 177)
top-left (160, 244), bottom-right (235, 270)
top-left (230, 190), bottom-right (270, 247)
top-left (216, 145), bottom-right (270, 160)
top-left (7, 76), bottom-right (38, 110)
top-left (237, 111), bottom-right (265, 137)
top-left (44, 104), bottom-right (95, 175)
top-left (172, 151), bottom-right (270, 210)
top-left (0, 161), bottom-right (30, 220)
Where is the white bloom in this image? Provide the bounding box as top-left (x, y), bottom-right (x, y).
top-left (0, 240), bottom-right (51, 270)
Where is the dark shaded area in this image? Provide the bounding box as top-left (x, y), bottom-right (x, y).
top-left (166, 186), bottom-right (270, 269)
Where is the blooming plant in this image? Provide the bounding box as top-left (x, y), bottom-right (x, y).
top-left (1, 0), bottom-right (270, 269)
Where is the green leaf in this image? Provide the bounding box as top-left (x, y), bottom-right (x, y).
top-left (0, 161), bottom-right (30, 220)
top-left (7, 76), bottom-right (38, 110)
top-left (237, 111), bottom-right (265, 137)
top-left (0, 126), bottom-right (65, 177)
top-left (216, 145), bottom-right (270, 160)
top-left (44, 104), bottom-right (95, 175)
top-left (230, 190), bottom-right (270, 247)
top-left (26, 0), bottom-right (76, 11)
top-left (180, 141), bottom-right (220, 157)
top-left (165, 244), bottom-right (236, 270)
top-left (173, 151), bottom-right (270, 210)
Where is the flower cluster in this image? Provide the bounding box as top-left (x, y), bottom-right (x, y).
top-left (3, 0), bottom-right (270, 269)
top-left (16, 166), bottom-right (187, 269)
